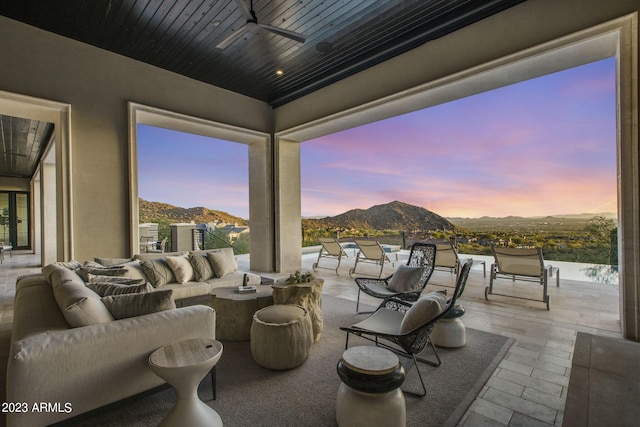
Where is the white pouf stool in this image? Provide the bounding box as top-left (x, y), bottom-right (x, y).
top-left (431, 305), bottom-right (466, 348)
top-left (336, 346), bottom-right (406, 427)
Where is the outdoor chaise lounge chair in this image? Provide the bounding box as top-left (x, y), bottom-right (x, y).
top-left (353, 242), bottom-right (437, 313)
top-left (485, 245), bottom-right (560, 310)
top-left (341, 259), bottom-right (472, 397)
top-left (434, 241), bottom-right (461, 279)
top-left (312, 237), bottom-right (349, 275)
top-left (348, 240), bottom-right (393, 278)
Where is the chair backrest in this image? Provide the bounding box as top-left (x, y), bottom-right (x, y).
top-left (404, 243), bottom-right (437, 291)
top-left (354, 240), bottom-right (386, 260)
top-left (449, 258), bottom-right (472, 306)
top-left (159, 237), bottom-right (167, 252)
top-left (434, 242), bottom-right (459, 268)
top-left (319, 237), bottom-right (344, 256)
top-left (492, 245), bottom-right (544, 277)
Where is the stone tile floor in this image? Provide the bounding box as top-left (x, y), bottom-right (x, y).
top-left (1, 250), bottom-right (624, 427)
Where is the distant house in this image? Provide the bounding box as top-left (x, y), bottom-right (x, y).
top-left (221, 223), bottom-right (250, 242)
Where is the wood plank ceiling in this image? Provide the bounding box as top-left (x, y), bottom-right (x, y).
top-left (0, 0), bottom-right (526, 180)
top-left (0, 0), bottom-right (526, 107)
top-left (0, 116), bottom-right (53, 179)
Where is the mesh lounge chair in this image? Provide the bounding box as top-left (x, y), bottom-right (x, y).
top-left (341, 259), bottom-right (472, 397)
top-left (312, 237), bottom-right (349, 275)
top-left (353, 243), bottom-right (437, 313)
top-left (348, 240), bottom-right (393, 278)
top-left (485, 245), bottom-right (560, 310)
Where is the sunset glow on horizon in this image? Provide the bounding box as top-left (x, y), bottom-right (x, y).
top-left (138, 57), bottom-right (616, 220)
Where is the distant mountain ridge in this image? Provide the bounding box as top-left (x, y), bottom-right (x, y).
top-left (302, 201), bottom-right (456, 231)
top-left (139, 198), bottom-right (247, 225)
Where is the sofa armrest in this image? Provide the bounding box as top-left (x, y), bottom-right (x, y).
top-left (7, 305), bottom-right (215, 427)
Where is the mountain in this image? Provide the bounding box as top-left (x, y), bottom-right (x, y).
top-left (139, 198), bottom-right (247, 225)
top-left (302, 201), bottom-right (455, 231)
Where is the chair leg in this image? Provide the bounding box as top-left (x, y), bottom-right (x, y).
top-left (402, 354), bottom-right (427, 398)
top-left (415, 339), bottom-right (442, 367)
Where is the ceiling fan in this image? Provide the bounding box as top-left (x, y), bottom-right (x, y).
top-left (216, 0), bottom-right (307, 49)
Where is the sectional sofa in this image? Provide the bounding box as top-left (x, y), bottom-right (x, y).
top-left (6, 248), bottom-right (262, 426)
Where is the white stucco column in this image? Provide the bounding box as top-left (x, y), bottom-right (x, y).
top-left (274, 138), bottom-right (302, 272)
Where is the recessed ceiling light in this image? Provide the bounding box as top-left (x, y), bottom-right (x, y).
top-left (275, 69), bottom-right (284, 76)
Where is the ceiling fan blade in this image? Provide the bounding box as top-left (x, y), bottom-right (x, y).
top-left (232, 0), bottom-right (254, 22)
top-left (216, 23), bottom-right (249, 49)
top-left (258, 24), bottom-right (307, 44)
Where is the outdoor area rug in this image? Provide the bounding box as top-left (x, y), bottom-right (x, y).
top-left (46, 295), bottom-right (512, 427)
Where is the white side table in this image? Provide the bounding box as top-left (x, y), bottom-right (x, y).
top-left (149, 338), bottom-right (224, 427)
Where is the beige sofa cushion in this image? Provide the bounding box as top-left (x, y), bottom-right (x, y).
top-left (53, 281), bottom-right (114, 327)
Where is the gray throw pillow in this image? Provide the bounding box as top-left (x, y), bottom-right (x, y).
top-left (102, 289), bottom-right (176, 320)
top-left (76, 265), bottom-right (128, 282)
top-left (189, 254), bottom-right (215, 282)
top-left (388, 265), bottom-right (426, 293)
top-left (87, 282), bottom-right (151, 297)
top-left (207, 251), bottom-right (235, 277)
top-left (140, 259), bottom-right (175, 287)
top-left (86, 274), bottom-right (146, 285)
top-left (399, 291), bottom-right (447, 334)
top-left (94, 257), bottom-right (133, 267)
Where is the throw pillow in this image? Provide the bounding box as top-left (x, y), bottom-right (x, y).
top-left (53, 281), bottom-right (115, 327)
top-left (94, 257), bottom-right (133, 267)
top-left (166, 255), bottom-right (195, 284)
top-left (189, 254), bottom-right (215, 282)
top-left (102, 289), bottom-right (176, 320)
top-left (76, 265), bottom-right (128, 282)
top-left (86, 274), bottom-right (146, 285)
top-left (140, 259), bottom-right (175, 287)
top-left (87, 282), bottom-right (151, 297)
top-left (122, 260), bottom-right (149, 282)
top-left (387, 265), bottom-right (426, 293)
top-left (399, 291), bottom-right (448, 334)
top-left (207, 251), bottom-right (235, 277)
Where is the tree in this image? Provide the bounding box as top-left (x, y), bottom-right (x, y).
top-left (584, 216), bottom-right (617, 265)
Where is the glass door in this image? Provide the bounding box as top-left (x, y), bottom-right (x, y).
top-left (0, 192), bottom-right (30, 249)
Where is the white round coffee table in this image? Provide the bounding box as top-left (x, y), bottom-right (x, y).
top-left (149, 338), bottom-right (224, 427)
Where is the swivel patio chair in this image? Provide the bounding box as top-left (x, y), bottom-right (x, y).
top-left (348, 240), bottom-right (393, 278)
top-left (341, 259), bottom-right (472, 397)
top-left (312, 237), bottom-right (349, 275)
top-left (353, 243), bottom-right (436, 313)
top-left (485, 245), bottom-right (559, 310)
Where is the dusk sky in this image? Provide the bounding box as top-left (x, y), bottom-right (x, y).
top-left (138, 57), bottom-right (616, 220)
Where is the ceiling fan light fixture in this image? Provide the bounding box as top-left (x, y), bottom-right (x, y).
top-left (216, 0), bottom-right (307, 49)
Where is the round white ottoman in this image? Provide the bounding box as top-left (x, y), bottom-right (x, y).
top-left (250, 304), bottom-right (313, 370)
top-left (336, 346), bottom-right (406, 427)
top-left (431, 305), bottom-right (466, 348)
